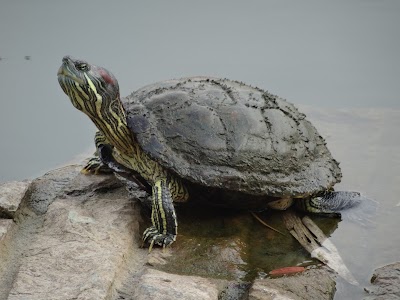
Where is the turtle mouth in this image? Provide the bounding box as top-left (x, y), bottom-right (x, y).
top-left (57, 65), bottom-right (85, 85)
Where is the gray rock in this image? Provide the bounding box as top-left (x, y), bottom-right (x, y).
top-left (6, 167), bottom-right (141, 300)
top-left (219, 281), bottom-right (251, 300)
top-left (131, 269), bottom-right (219, 300)
top-left (364, 262), bottom-right (400, 299)
top-left (0, 219), bottom-right (14, 243)
top-left (248, 268), bottom-right (336, 300)
top-left (0, 181), bottom-right (30, 218)
top-left (0, 218), bottom-right (16, 300)
top-left (0, 166), bottom-right (86, 300)
top-left (0, 164), bottom-right (340, 300)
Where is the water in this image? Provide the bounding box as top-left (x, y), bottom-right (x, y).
top-left (1, 1), bottom-right (399, 298)
top-left (302, 107), bottom-right (400, 298)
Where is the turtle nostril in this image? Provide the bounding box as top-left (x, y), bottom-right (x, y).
top-left (62, 56), bottom-right (71, 64)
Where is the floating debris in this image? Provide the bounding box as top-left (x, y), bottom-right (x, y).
top-left (24, 56), bottom-right (31, 60)
top-left (283, 211), bottom-right (358, 285)
top-left (251, 212), bottom-right (286, 236)
top-left (269, 266), bottom-right (305, 277)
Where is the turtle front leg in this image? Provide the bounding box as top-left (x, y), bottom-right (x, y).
top-left (81, 154), bottom-right (113, 174)
top-left (83, 131), bottom-right (153, 193)
top-left (143, 178), bottom-right (178, 252)
top-left (81, 131), bottom-right (113, 174)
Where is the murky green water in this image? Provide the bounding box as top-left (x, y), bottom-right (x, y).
top-left (1, 1), bottom-right (399, 299)
top-left (153, 205), bottom-right (339, 282)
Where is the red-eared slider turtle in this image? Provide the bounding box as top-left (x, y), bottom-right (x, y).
top-left (58, 56), bottom-right (362, 250)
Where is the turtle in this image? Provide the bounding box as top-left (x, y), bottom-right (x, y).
top-left (57, 56), bottom-right (362, 250)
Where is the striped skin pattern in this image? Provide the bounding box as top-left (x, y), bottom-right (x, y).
top-left (80, 131), bottom-right (109, 174)
top-left (81, 132), bottom-right (114, 174)
top-left (143, 179), bottom-right (178, 251)
top-left (295, 191), bottom-right (361, 215)
top-left (58, 56), bottom-right (188, 249)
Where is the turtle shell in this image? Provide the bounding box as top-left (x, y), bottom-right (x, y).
top-left (123, 77), bottom-right (341, 197)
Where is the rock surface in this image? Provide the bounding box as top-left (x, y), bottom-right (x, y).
top-left (0, 181), bottom-right (30, 218)
top-left (130, 269), bottom-right (220, 300)
top-left (7, 168), bottom-right (140, 300)
top-left (249, 268), bottom-right (336, 300)
top-left (0, 164), bottom-right (340, 300)
top-left (364, 262), bottom-right (400, 300)
top-left (0, 219), bottom-right (15, 252)
top-left (0, 219), bottom-right (14, 244)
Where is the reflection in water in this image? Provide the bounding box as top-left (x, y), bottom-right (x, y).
top-left (148, 204), bottom-right (343, 282)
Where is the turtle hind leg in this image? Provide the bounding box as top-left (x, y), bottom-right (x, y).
top-left (143, 179), bottom-right (178, 252)
top-left (296, 191), bottom-right (362, 216)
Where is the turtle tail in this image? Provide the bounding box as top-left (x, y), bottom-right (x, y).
top-left (295, 191), bottom-right (362, 216)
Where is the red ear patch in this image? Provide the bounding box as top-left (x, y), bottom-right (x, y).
top-left (99, 69), bottom-right (115, 85)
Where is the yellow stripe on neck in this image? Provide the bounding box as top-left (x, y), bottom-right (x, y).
top-left (74, 82), bottom-right (89, 101)
top-left (84, 73), bottom-right (104, 119)
top-left (84, 73), bottom-right (102, 101)
top-left (84, 73), bottom-right (131, 152)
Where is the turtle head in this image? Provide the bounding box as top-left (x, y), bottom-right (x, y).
top-left (57, 56), bottom-right (120, 119)
top-left (58, 56), bottom-right (132, 152)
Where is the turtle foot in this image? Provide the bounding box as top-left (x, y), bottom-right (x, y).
top-left (81, 156), bottom-right (112, 175)
top-left (142, 226), bottom-right (176, 252)
top-left (296, 191), bottom-right (362, 215)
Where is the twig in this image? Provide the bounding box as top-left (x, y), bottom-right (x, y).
top-left (251, 212), bottom-right (286, 236)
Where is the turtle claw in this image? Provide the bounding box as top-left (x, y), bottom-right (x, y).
top-left (142, 226), bottom-right (176, 253)
top-left (81, 157), bottom-right (112, 175)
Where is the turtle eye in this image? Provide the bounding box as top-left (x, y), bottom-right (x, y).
top-left (76, 62), bottom-right (89, 71)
